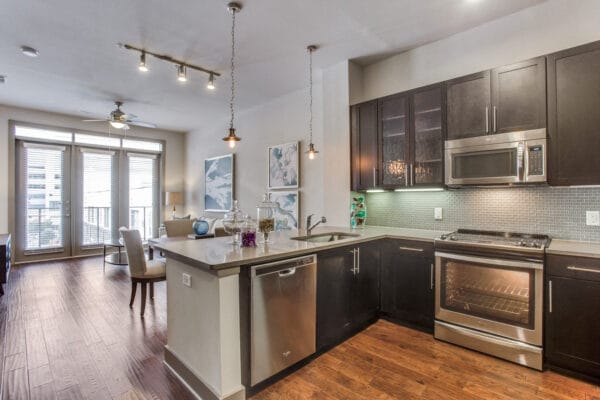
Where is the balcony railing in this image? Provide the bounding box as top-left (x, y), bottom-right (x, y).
top-left (26, 207), bottom-right (63, 250)
top-left (83, 206), bottom-right (112, 245)
top-left (129, 206), bottom-right (153, 241)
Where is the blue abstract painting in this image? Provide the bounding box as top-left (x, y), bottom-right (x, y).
top-left (269, 191), bottom-right (299, 231)
top-left (204, 154), bottom-right (233, 212)
top-left (268, 142), bottom-right (299, 189)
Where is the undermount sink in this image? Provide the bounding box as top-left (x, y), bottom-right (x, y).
top-left (291, 232), bottom-right (360, 243)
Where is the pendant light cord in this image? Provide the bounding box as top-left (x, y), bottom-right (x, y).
top-left (229, 8), bottom-right (237, 130)
top-left (308, 47), bottom-right (313, 144)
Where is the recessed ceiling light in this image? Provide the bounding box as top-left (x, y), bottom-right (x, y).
top-left (0, 75), bottom-right (6, 84)
top-left (21, 45), bottom-right (39, 57)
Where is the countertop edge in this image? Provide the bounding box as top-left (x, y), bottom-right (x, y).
top-left (154, 230), bottom-right (440, 273)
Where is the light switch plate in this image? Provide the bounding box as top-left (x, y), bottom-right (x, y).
top-left (434, 207), bottom-right (443, 221)
top-left (586, 211), bottom-right (600, 226)
top-left (182, 273), bottom-right (192, 287)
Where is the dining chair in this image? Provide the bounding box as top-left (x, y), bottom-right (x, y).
top-left (120, 227), bottom-right (166, 316)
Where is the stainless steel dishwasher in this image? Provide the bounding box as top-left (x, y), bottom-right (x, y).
top-left (250, 254), bottom-right (316, 386)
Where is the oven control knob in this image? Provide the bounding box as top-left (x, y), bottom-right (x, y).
top-left (517, 240), bottom-right (526, 247)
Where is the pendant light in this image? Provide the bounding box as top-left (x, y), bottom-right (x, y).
top-left (222, 2), bottom-right (242, 149)
top-left (305, 45), bottom-right (319, 160)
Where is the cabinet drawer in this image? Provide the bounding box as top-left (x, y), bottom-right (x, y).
top-left (391, 239), bottom-right (434, 257)
top-left (547, 254), bottom-right (600, 282)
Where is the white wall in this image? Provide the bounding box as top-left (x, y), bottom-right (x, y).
top-left (0, 104), bottom-right (186, 233)
top-left (185, 78), bottom-right (325, 228)
top-left (358, 0), bottom-right (600, 103)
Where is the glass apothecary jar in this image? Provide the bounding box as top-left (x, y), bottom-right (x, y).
top-left (223, 200), bottom-right (244, 244)
top-left (240, 216), bottom-right (257, 247)
top-left (257, 193), bottom-right (276, 243)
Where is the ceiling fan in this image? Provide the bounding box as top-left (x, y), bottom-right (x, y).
top-left (82, 101), bottom-right (156, 130)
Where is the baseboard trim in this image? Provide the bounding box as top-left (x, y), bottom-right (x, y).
top-left (164, 347), bottom-right (246, 400)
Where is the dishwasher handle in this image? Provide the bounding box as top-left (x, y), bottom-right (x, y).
top-left (278, 268), bottom-right (296, 277)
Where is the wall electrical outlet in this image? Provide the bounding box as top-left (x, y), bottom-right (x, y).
top-left (586, 211), bottom-right (600, 226)
top-left (434, 207), bottom-right (443, 221)
top-left (182, 273), bottom-right (192, 287)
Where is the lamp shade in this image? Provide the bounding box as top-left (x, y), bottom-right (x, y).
top-left (165, 191), bottom-right (183, 206)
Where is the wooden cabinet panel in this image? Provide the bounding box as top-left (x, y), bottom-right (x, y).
top-left (351, 241), bottom-right (380, 325)
top-left (491, 57), bottom-right (546, 134)
top-left (446, 71), bottom-right (491, 140)
top-left (316, 246), bottom-right (354, 350)
top-left (351, 100), bottom-right (378, 190)
top-left (546, 274), bottom-right (600, 380)
top-left (381, 239), bottom-right (434, 331)
top-left (548, 42), bottom-right (600, 186)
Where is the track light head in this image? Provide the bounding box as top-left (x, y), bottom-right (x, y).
top-left (177, 64), bottom-right (187, 82)
top-left (207, 73), bottom-right (216, 90)
top-left (138, 51), bottom-right (148, 72)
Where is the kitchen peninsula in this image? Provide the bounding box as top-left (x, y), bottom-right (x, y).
top-left (153, 226), bottom-right (446, 400)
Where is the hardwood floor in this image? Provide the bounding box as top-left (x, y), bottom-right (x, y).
top-left (1, 257), bottom-right (599, 400)
top-left (0, 257), bottom-right (194, 400)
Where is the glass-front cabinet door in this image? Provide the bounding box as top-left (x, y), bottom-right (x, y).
top-left (379, 94), bottom-right (409, 187)
top-left (413, 86), bottom-right (444, 186)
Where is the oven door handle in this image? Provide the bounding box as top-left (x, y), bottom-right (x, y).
top-left (434, 251), bottom-right (543, 270)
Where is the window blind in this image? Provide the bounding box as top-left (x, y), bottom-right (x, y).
top-left (128, 154), bottom-right (159, 240)
top-left (81, 149), bottom-right (115, 245)
top-left (23, 144), bottom-right (65, 251)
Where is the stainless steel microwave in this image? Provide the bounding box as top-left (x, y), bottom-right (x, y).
top-left (445, 129), bottom-right (547, 187)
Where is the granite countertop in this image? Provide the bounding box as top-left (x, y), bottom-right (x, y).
top-left (152, 225), bottom-right (448, 272)
top-left (547, 239), bottom-right (600, 259)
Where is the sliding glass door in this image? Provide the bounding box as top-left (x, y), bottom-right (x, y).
top-left (14, 125), bottom-right (164, 263)
top-left (15, 141), bottom-right (71, 261)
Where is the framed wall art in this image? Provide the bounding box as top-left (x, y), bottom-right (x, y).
top-left (204, 154), bottom-right (234, 212)
top-left (269, 190), bottom-right (299, 231)
top-left (268, 141), bottom-right (299, 189)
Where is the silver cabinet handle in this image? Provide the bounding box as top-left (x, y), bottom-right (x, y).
top-left (349, 249), bottom-right (356, 274)
top-left (405, 164), bottom-right (409, 187)
top-left (485, 106), bottom-right (489, 134)
top-left (357, 247), bottom-right (360, 274)
top-left (493, 106), bottom-right (497, 133)
top-left (567, 265), bottom-right (600, 274)
top-left (372, 167), bottom-right (377, 187)
top-left (410, 164), bottom-right (414, 186)
top-left (399, 246), bottom-right (423, 252)
top-left (548, 280), bottom-right (553, 314)
top-left (430, 263), bottom-right (434, 290)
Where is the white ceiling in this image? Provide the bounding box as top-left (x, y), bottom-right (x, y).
top-left (0, 0), bottom-right (545, 132)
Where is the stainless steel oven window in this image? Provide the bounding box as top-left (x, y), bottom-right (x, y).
top-left (439, 258), bottom-right (535, 330)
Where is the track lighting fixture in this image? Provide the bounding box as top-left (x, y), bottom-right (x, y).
top-left (138, 51), bottom-right (148, 72)
top-left (177, 64), bottom-right (187, 82)
top-left (207, 73), bottom-right (215, 90)
top-left (119, 43), bottom-right (219, 89)
top-left (222, 2), bottom-right (242, 148)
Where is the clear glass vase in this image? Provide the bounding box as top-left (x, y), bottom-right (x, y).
top-left (257, 193), bottom-right (276, 243)
top-left (223, 200), bottom-right (244, 244)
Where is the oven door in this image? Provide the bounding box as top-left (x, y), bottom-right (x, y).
top-left (445, 141), bottom-right (524, 186)
top-left (435, 252), bottom-right (543, 346)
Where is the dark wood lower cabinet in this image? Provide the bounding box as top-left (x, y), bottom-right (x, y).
top-left (546, 255), bottom-right (600, 383)
top-left (381, 239), bottom-right (434, 331)
top-left (316, 241), bottom-right (380, 350)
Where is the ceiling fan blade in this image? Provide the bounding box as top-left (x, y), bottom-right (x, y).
top-left (128, 120), bottom-right (157, 129)
top-left (82, 119), bottom-right (108, 122)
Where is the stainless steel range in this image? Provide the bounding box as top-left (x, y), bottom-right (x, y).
top-left (434, 229), bottom-right (550, 370)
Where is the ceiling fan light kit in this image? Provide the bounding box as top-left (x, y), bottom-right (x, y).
top-left (83, 101), bottom-right (155, 130)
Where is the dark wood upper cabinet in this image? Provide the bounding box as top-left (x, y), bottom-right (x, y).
top-left (447, 58), bottom-right (546, 140)
top-left (412, 85), bottom-right (445, 186)
top-left (491, 57), bottom-right (546, 134)
top-left (548, 42), bottom-right (600, 186)
top-left (350, 100), bottom-right (378, 190)
top-left (378, 93), bottom-right (409, 187)
top-left (446, 71), bottom-right (491, 140)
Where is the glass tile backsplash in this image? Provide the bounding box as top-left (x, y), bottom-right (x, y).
top-left (365, 186), bottom-right (600, 241)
